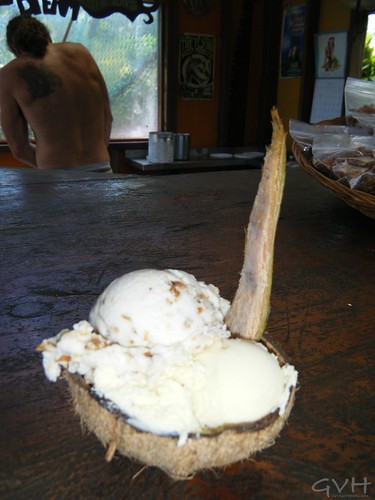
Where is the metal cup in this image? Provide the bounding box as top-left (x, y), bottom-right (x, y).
top-left (148, 132), bottom-right (174, 163)
top-left (173, 133), bottom-right (190, 161)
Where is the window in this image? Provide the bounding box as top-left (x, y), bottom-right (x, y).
top-left (362, 12), bottom-right (375, 80)
top-left (0, 7), bottom-right (159, 140)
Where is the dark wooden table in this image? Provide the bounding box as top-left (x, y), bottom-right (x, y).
top-left (1, 166), bottom-right (374, 499)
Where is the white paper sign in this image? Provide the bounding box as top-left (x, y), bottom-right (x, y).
top-left (310, 78), bottom-right (345, 123)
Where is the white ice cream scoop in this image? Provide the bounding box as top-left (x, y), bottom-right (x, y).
top-left (89, 269), bottom-right (230, 350)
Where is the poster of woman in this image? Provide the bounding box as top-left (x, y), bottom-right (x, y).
top-left (315, 30), bottom-right (348, 78)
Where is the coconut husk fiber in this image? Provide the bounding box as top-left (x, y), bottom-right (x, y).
top-left (64, 341), bottom-right (296, 479)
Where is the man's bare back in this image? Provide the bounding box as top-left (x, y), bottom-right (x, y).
top-left (0, 16), bottom-right (112, 170)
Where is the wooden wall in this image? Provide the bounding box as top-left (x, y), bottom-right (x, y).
top-left (177, 0), bottom-right (352, 150)
top-left (175, 1), bottom-right (222, 148)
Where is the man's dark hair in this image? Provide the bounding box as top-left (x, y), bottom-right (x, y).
top-left (6, 15), bottom-right (52, 58)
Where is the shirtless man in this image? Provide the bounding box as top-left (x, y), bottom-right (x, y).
top-left (0, 15), bottom-right (113, 171)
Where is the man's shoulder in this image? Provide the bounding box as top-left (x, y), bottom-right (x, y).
top-left (52, 42), bottom-right (94, 64)
top-left (0, 56), bottom-right (39, 73)
top-left (1, 58), bottom-right (19, 73)
top-left (55, 42), bottom-right (90, 55)
top-left (0, 59), bottom-right (23, 88)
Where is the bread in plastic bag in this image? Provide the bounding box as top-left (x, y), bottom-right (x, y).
top-left (311, 134), bottom-right (375, 182)
top-left (349, 169), bottom-right (375, 194)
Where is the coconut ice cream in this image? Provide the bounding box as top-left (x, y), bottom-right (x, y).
top-left (89, 268), bottom-right (231, 350)
top-left (38, 269), bottom-right (297, 445)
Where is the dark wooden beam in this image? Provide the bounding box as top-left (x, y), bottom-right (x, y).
top-left (298, 0), bottom-right (321, 122)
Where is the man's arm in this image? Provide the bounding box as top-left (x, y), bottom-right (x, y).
top-left (0, 72), bottom-right (37, 167)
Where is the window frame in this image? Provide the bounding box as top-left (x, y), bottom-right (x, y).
top-left (106, 2), bottom-right (178, 171)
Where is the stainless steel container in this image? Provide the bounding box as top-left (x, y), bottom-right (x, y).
top-left (148, 132), bottom-right (174, 163)
top-left (173, 133), bottom-right (190, 161)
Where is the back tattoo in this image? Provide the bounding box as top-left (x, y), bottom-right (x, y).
top-left (17, 62), bottom-right (62, 98)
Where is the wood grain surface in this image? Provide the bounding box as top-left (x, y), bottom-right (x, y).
top-left (0, 166), bottom-right (374, 499)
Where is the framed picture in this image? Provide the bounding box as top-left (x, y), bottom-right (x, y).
top-left (314, 30), bottom-right (348, 79)
top-left (179, 33), bottom-right (215, 100)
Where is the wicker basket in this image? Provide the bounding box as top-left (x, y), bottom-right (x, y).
top-left (292, 118), bottom-right (375, 219)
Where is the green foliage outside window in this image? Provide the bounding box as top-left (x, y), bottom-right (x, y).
top-left (361, 34), bottom-right (375, 81)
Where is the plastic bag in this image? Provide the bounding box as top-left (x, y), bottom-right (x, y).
top-left (311, 134), bottom-right (375, 180)
top-left (289, 118), bottom-right (372, 151)
top-left (345, 77), bottom-right (375, 128)
top-left (349, 169), bottom-right (375, 194)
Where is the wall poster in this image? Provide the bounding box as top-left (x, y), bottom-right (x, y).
top-left (314, 30), bottom-right (348, 79)
top-left (310, 31), bottom-right (348, 123)
top-left (179, 33), bottom-right (215, 100)
top-left (280, 4), bottom-right (305, 78)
